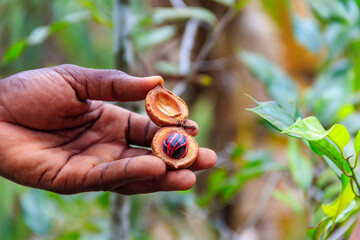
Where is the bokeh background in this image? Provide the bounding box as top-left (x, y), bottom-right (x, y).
top-left (1, 0), bottom-right (360, 239)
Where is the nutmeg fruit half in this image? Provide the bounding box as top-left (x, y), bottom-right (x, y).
top-left (145, 85), bottom-right (188, 127)
top-left (145, 85), bottom-right (198, 169)
top-left (152, 127), bottom-right (198, 169)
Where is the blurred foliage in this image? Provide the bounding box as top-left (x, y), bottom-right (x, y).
top-left (2, 0), bottom-right (360, 239)
top-left (243, 0), bottom-right (360, 238)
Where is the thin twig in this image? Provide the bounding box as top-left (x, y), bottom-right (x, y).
top-left (113, 0), bottom-right (133, 72)
top-left (111, 1), bottom-right (132, 239)
top-left (169, 0), bottom-right (200, 75)
top-left (179, 19), bottom-right (200, 75)
top-left (345, 156), bottom-right (360, 197)
top-left (173, 8), bottom-right (237, 96)
top-left (110, 194), bottom-right (131, 240)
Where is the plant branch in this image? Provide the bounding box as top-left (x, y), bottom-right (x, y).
top-left (179, 19), bottom-right (200, 75)
top-left (169, 0), bottom-right (200, 76)
top-left (111, 1), bottom-right (132, 239)
top-left (173, 8), bottom-right (237, 96)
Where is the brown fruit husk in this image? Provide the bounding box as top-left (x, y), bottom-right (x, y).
top-left (145, 85), bottom-right (189, 127)
top-left (152, 127), bottom-right (198, 169)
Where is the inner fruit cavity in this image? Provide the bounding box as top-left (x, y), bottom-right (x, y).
top-left (162, 132), bottom-right (188, 159)
top-left (156, 92), bottom-right (181, 117)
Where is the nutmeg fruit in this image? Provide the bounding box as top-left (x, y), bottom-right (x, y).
top-left (145, 85), bottom-right (198, 169)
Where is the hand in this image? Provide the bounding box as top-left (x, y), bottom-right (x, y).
top-left (0, 64), bottom-right (216, 194)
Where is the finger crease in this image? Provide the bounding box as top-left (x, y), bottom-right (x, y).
top-left (101, 162), bottom-right (111, 180)
top-left (58, 106), bottom-right (104, 148)
top-left (125, 112), bottom-right (132, 141)
top-left (51, 166), bottom-right (64, 185)
top-left (37, 168), bottom-right (48, 187)
top-left (124, 158), bottom-right (133, 176)
top-left (82, 169), bottom-right (92, 186)
top-left (120, 147), bottom-right (130, 159)
top-left (144, 120), bottom-right (151, 142)
top-left (111, 79), bottom-right (118, 100)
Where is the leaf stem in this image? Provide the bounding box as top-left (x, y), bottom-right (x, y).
top-left (345, 156), bottom-right (360, 197)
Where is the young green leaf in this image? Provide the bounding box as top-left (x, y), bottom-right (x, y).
top-left (309, 140), bottom-right (349, 175)
top-left (322, 174), bottom-right (355, 222)
top-left (327, 124), bottom-right (350, 155)
top-left (247, 100), bottom-right (295, 131)
top-left (239, 50), bottom-right (299, 118)
top-left (283, 117), bottom-right (351, 173)
top-left (1, 40), bottom-right (27, 65)
top-left (283, 117), bottom-right (328, 140)
top-left (287, 139), bottom-right (313, 191)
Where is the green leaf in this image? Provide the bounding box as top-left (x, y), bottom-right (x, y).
top-left (247, 100), bottom-right (295, 131)
top-left (327, 124), bottom-right (350, 155)
top-left (238, 50), bottom-right (299, 118)
top-left (322, 174), bottom-right (355, 222)
top-left (354, 130), bottom-right (360, 161)
top-left (153, 7), bottom-right (217, 26)
top-left (306, 227), bottom-right (316, 239)
top-left (283, 116), bottom-right (328, 140)
top-left (306, 217), bottom-right (333, 240)
top-left (287, 139), bottom-right (313, 191)
top-left (135, 25), bottom-right (177, 50)
top-left (57, 231), bottom-right (81, 240)
top-left (272, 189), bottom-right (304, 215)
top-left (283, 117), bottom-right (351, 174)
top-left (20, 190), bottom-right (52, 236)
top-left (1, 40), bottom-right (27, 65)
top-left (292, 14), bottom-right (321, 53)
top-left (309, 140), bottom-right (347, 176)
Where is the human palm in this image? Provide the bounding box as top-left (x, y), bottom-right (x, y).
top-left (0, 64), bottom-right (216, 194)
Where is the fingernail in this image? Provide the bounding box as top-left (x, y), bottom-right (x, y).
top-left (144, 76), bottom-right (164, 86)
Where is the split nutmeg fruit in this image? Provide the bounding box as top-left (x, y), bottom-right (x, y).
top-left (145, 85), bottom-right (199, 169)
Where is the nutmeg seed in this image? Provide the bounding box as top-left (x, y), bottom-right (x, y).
top-left (162, 132), bottom-right (188, 159)
top-left (152, 127), bottom-right (198, 169)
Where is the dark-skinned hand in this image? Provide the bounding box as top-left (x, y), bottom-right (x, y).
top-left (0, 64), bottom-right (217, 194)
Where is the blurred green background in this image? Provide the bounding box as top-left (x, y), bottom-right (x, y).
top-left (2, 0), bottom-right (360, 239)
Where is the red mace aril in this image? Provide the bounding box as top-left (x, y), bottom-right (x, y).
top-left (162, 132), bottom-right (188, 159)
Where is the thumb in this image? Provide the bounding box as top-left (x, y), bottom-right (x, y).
top-left (53, 64), bottom-right (164, 101)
